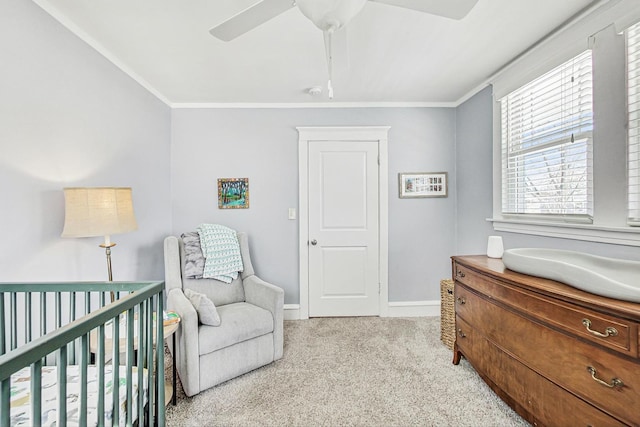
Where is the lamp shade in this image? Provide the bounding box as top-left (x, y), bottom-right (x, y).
top-left (61, 187), bottom-right (138, 238)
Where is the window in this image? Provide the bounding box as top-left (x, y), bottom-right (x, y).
top-left (628, 22), bottom-right (640, 225)
top-left (501, 51), bottom-right (593, 220)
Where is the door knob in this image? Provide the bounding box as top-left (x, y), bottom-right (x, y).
top-left (310, 239), bottom-right (317, 245)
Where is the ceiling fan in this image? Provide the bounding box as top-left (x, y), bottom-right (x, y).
top-left (210, 0), bottom-right (479, 99)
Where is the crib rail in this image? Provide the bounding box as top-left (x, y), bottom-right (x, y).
top-left (0, 281), bottom-right (166, 427)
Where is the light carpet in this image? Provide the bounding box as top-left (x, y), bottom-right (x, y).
top-left (165, 316), bottom-right (529, 426)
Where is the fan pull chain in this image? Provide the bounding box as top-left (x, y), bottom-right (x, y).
top-left (324, 29), bottom-right (335, 99)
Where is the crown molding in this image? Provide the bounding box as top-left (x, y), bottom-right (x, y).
top-left (453, 82), bottom-right (491, 106)
top-left (169, 101), bottom-right (458, 109)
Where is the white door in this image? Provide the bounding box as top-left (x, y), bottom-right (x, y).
top-left (308, 140), bottom-right (380, 317)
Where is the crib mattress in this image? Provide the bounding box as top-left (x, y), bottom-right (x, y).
top-left (10, 364), bottom-right (148, 427)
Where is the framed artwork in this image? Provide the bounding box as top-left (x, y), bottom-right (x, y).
top-left (398, 172), bottom-right (448, 198)
top-left (218, 178), bottom-right (249, 209)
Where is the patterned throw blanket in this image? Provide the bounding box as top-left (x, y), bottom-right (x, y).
top-left (196, 224), bottom-right (244, 283)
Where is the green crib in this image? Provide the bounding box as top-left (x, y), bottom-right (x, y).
top-left (0, 281), bottom-right (166, 426)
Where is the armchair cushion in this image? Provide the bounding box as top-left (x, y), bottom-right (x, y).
top-left (198, 302), bottom-right (274, 355)
top-left (184, 289), bottom-right (221, 326)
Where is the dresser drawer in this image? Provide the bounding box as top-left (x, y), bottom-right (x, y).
top-left (453, 267), bottom-right (638, 358)
top-left (454, 316), bottom-right (478, 361)
top-left (476, 329), bottom-right (627, 427)
top-left (452, 262), bottom-right (475, 287)
top-left (457, 285), bottom-right (640, 425)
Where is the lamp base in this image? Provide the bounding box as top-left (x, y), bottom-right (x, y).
top-left (99, 242), bottom-right (117, 302)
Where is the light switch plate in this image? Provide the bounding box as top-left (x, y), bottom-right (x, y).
top-left (288, 208), bottom-right (296, 220)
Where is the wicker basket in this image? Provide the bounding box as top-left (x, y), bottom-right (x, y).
top-left (440, 279), bottom-right (456, 350)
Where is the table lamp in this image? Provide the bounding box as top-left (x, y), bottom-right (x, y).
top-left (61, 187), bottom-right (138, 301)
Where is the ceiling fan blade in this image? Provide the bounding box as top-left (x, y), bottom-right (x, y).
top-left (369, 0), bottom-right (479, 20)
top-left (210, 0), bottom-right (295, 41)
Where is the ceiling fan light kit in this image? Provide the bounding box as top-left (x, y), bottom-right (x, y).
top-left (296, 0), bottom-right (368, 32)
top-left (210, 0), bottom-right (479, 99)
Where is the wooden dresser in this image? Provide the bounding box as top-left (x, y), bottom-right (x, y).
top-left (451, 255), bottom-right (640, 427)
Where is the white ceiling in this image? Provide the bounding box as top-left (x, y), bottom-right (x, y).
top-left (34, 0), bottom-right (597, 105)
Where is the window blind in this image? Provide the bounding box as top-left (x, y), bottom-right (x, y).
top-left (501, 50), bottom-right (593, 218)
top-left (628, 22), bottom-right (640, 225)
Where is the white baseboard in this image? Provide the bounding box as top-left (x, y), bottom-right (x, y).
top-left (386, 300), bottom-right (440, 317)
top-left (284, 304), bottom-right (302, 320)
top-left (284, 301), bottom-right (440, 320)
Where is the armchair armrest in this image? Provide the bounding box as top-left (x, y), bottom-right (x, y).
top-left (243, 275), bottom-right (284, 360)
top-left (164, 236), bottom-right (184, 294)
top-left (167, 288), bottom-right (201, 396)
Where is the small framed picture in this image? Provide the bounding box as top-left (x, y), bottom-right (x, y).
top-left (398, 172), bottom-right (448, 198)
top-left (218, 178), bottom-right (249, 209)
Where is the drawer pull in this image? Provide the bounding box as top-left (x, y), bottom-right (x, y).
top-left (456, 270), bottom-right (465, 278)
top-left (586, 366), bottom-right (624, 389)
top-left (456, 297), bottom-right (466, 305)
top-left (582, 319), bottom-right (618, 338)
top-left (457, 329), bottom-right (467, 338)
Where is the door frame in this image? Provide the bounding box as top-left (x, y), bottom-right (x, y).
top-left (297, 126), bottom-right (389, 319)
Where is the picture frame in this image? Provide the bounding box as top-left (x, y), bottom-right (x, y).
top-left (218, 178), bottom-right (249, 209)
top-left (398, 172), bottom-right (448, 198)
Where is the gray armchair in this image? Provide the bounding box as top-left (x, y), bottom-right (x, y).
top-left (163, 232), bottom-right (284, 397)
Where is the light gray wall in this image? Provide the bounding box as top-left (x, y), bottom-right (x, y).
top-left (0, 0), bottom-right (172, 282)
top-left (171, 108), bottom-right (456, 304)
top-left (454, 87), bottom-right (494, 255)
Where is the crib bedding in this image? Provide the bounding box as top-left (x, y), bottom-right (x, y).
top-left (10, 364), bottom-right (148, 427)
